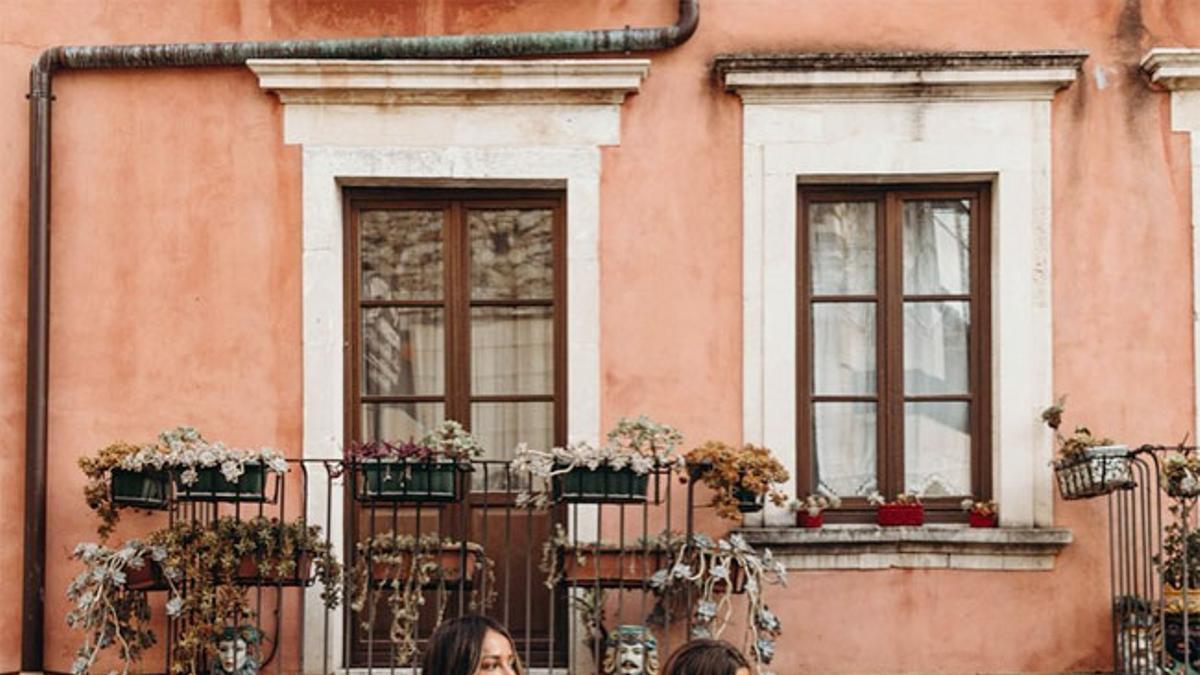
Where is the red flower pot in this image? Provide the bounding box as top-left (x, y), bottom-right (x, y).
top-left (968, 512), bottom-right (998, 528)
top-left (795, 512), bottom-right (824, 528)
top-left (877, 504), bottom-right (924, 526)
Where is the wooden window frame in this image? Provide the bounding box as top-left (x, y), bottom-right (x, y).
top-left (797, 184), bottom-right (992, 523)
top-left (343, 186), bottom-right (568, 465)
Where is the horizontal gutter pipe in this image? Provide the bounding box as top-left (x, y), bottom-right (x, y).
top-left (23, 1), bottom-right (698, 670)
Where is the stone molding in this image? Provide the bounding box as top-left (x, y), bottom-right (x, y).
top-left (740, 526), bottom-right (1072, 571)
top-left (248, 58), bottom-right (651, 105)
top-left (716, 51), bottom-right (1086, 102)
top-left (1142, 48), bottom-right (1200, 90)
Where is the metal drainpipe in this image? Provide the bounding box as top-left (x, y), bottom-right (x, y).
top-left (21, 1), bottom-right (698, 670)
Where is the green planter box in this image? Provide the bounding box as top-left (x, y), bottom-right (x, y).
top-left (554, 466), bottom-right (649, 503)
top-left (734, 486), bottom-right (763, 513)
top-left (111, 468), bottom-right (170, 509)
top-left (174, 463), bottom-right (266, 502)
top-left (358, 461), bottom-right (459, 503)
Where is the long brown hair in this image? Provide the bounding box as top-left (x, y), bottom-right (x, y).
top-left (420, 615), bottom-right (523, 675)
top-left (662, 639), bottom-right (750, 675)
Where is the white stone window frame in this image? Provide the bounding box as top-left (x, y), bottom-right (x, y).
top-left (722, 52), bottom-right (1085, 531)
top-left (1143, 49), bottom-right (1200, 448)
top-left (249, 58), bottom-right (649, 672)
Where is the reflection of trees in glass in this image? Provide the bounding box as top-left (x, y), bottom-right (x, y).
top-left (469, 209), bottom-right (553, 300)
top-left (809, 202), bottom-right (876, 295)
top-left (361, 210), bottom-right (444, 300)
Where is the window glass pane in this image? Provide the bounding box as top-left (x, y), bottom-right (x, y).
top-left (360, 402), bottom-right (444, 442)
top-left (470, 402), bottom-right (553, 491)
top-left (812, 402), bottom-right (877, 497)
top-left (360, 209), bottom-right (444, 301)
top-left (903, 199), bottom-right (970, 295)
top-left (809, 201), bottom-right (875, 295)
top-left (469, 209), bottom-right (554, 300)
top-left (812, 302), bottom-right (876, 395)
top-left (904, 301), bottom-right (969, 395)
top-left (362, 307), bottom-right (444, 396)
top-left (471, 306), bottom-right (553, 396)
top-left (905, 401), bottom-right (971, 496)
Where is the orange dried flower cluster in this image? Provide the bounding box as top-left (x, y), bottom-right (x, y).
top-left (685, 441), bottom-right (789, 520)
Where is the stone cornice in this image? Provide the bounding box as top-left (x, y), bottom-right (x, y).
top-left (1142, 48), bottom-right (1200, 90)
top-left (715, 50), bottom-right (1086, 103)
top-left (248, 58), bottom-right (651, 105)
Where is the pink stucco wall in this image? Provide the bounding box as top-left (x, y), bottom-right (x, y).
top-left (2, 0), bottom-right (1200, 672)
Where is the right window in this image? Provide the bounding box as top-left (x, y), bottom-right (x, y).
top-left (798, 185), bottom-right (992, 521)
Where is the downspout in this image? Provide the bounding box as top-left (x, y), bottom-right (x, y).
top-left (22, 1), bottom-right (698, 670)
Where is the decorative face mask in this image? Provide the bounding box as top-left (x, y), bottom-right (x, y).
top-left (601, 625), bottom-right (659, 675)
top-left (211, 625), bottom-right (260, 675)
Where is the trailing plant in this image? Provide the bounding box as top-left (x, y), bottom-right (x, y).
top-left (349, 531), bottom-right (495, 665)
top-left (1163, 450), bottom-right (1200, 496)
top-left (683, 442), bottom-right (789, 520)
top-left (647, 533), bottom-right (786, 675)
top-left (144, 516), bottom-right (341, 674)
top-left (514, 415), bottom-right (683, 508)
top-left (66, 539), bottom-right (178, 675)
top-left (1155, 501), bottom-right (1200, 590)
top-left (788, 493), bottom-right (842, 517)
top-left (79, 427), bottom-right (289, 539)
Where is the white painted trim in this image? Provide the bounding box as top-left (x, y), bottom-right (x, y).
top-left (248, 58), bottom-right (650, 105)
top-left (1142, 48), bottom-right (1200, 449)
top-left (727, 54), bottom-right (1078, 529)
top-left (253, 57), bottom-right (646, 671)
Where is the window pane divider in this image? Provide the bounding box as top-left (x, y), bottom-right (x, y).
top-left (809, 294), bottom-right (878, 303)
top-left (901, 294), bottom-right (971, 302)
top-left (470, 394), bottom-right (556, 403)
top-left (469, 298), bottom-right (555, 307)
top-left (361, 395), bottom-right (446, 404)
top-left (361, 298), bottom-right (445, 308)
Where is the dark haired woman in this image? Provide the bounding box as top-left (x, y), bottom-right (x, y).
top-left (662, 639), bottom-right (751, 675)
top-left (421, 615), bottom-right (522, 675)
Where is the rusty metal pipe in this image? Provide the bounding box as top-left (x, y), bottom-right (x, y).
top-left (21, 2), bottom-right (698, 670)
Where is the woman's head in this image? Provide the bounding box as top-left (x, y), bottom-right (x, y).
top-left (662, 639), bottom-right (751, 675)
top-left (421, 615), bottom-right (522, 675)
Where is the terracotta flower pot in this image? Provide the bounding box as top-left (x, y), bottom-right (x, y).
top-left (124, 556), bottom-right (168, 591)
top-left (559, 548), bottom-right (667, 587)
top-left (236, 552), bottom-right (313, 586)
top-left (366, 547), bottom-right (479, 585)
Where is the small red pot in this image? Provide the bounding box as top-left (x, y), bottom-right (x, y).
top-left (795, 512), bottom-right (824, 528)
top-left (968, 512), bottom-right (998, 528)
top-left (877, 504), bottom-right (924, 526)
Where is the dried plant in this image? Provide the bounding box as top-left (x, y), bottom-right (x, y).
top-left (866, 491), bottom-right (921, 507)
top-left (685, 442), bottom-right (789, 520)
top-left (960, 498), bottom-right (998, 518)
top-left (788, 493), bottom-right (842, 517)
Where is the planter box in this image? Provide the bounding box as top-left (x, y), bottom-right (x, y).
top-left (877, 504), bottom-right (924, 526)
top-left (357, 460), bottom-right (459, 503)
top-left (795, 512), bottom-right (824, 528)
top-left (968, 512), bottom-right (998, 528)
top-left (734, 487), bottom-right (763, 513)
top-left (111, 468), bottom-right (170, 509)
top-left (124, 556), bottom-right (168, 592)
top-left (175, 463), bottom-right (266, 502)
top-left (559, 548), bottom-right (667, 587)
top-left (554, 466), bottom-right (648, 503)
top-left (1053, 445), bottom-right (1133, 500)
top-left (236, 552), bottom-right (313, 587)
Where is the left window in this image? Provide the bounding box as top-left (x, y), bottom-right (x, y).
top-left (345, 187), bottom-right (566, 472)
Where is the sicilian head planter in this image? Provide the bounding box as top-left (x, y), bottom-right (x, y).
top-left (869, 492), bottom-right (924, 526)
top-left (514, 416), bottom-right (683, 507)
top-left (349, 421), bottom-right (483, 503)
top-left (1043, 400), bottom-right (1132, 500)
top-left (350, 531), bottom-right (496, 665)
top-left (684, 441), bottom-right (789, 519)
top-left (788, 493), bottom-right (841, 528)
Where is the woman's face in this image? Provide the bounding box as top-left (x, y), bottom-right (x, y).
top-left (475, 628), bottom-right (519, 675)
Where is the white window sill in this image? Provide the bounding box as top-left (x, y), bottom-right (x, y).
top-left (738, 524), bottom-right (1072, 571)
